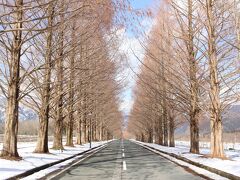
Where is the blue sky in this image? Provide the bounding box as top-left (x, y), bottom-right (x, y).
top-left (130, 0), bottom-right (155, 9)
top-left (119, 0), bottom-right (155, 122)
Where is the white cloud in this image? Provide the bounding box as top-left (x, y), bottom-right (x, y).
top-left (119, 98), bottom-right (134, 115)
top-left (118, 17), bottom-right (154, 115)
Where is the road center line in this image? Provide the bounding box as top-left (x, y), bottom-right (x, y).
top-left (123, 160), bottom-right (127, 171)
top-left (122, 153), bottom-right (125, 157)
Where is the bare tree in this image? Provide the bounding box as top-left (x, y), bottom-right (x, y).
top-left (1, 0), bottom-right (23, 159)
top-left (35, 1), bottom-right (55, 153)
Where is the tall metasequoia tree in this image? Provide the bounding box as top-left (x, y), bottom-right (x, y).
top-left (35, 2), bottom-right (54, 153)
top-left (168, 108), bottom-right (175, 147)
top-left (127, 4), bottom-right (174, 146)
top-left (0, 0), bottom-right (125, 159)
top-left (206, 0), bottom-right (224, 158)
top-left (1, 0), bottom-right (23, 158)
top-left (128, 0), bottom-right (239, 159)
top-left (52, 2), bottom-right (65, 150)
top-left (170, 0), bottom-right (201, 153)
top-left (162, 61), bottom-right (168, 146)
top-left (65, 18), bottom-right (76, 147)
top-left (156, 82), bottom-right (163, 145)
top-left (76, 96), bottom-right (83, 145)
top-left (187, 0), bottom-right (200, 154)
top-left (76, 43), bottom-right (85, 145)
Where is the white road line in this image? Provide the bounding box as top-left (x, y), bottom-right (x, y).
top-left (112, 148), bottom-right (122, 180)
top-left (122, 148), bottom-right (124, 152)
top-left (122, 153), bottom-right (125, 158)
top-left (123, 160), bottom-right (127, 171)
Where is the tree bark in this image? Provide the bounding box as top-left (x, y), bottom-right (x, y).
top-left (141, 133), bottom-right (145, 142)
top-left (1, 0), bottom-right (23, 159)
top-left (188, 0), bottom-right (200, 154)
top-left (76, 116), bottom-right (82, 145)
top-left (206, 0), bottom-right (225, 158)
top-left (163, 90), bottom-right (168, 146)
top-left (147, 126), bottom-right (153, 143)
top-left (158, 115), bottom-right (163, 145)
top-left (35, 2), bottom-right (54, 153)
top-left (169, 113), bottom-right (175, 147)
top-left (65, 20), bottom-right (76, 147)
top-left (161, 57), bottom-right (168, 146)
top-left (66, 124), bottom-right (73, 146)
top-left (82, 111), bottom-right (87, 143)
top-left (52, 2), bottom-right (64, 150)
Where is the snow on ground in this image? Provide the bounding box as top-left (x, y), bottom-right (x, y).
top-left (0, 140), bottom-right (109, 180)
top-left (22, 155), bottom-right (82, 180)
top-left (133, 140), bottom-right (240, 179)
top-left (141, 145), bottom-right (228, 180)
top-left (175, 141), bottom-right (240, 151)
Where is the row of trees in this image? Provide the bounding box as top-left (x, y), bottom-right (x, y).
top-left (128, 0), bottom-right (240, 158)
top-left (0, 0), bottom-right (124, 159)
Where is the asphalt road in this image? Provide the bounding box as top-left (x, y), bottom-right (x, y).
top-left (53, 140), bottom-right (204, 180)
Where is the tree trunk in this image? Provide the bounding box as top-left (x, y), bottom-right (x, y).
top-left (190, 113), bottom-right (199, 153)
top-left (158, 115), bottom-right (163, 145)
top-left (53, 117), bottom-right (63, 150)
top-left (35, 3), bottom-right (54, 154)
top-left (83, 117), bottom-right (87, 143)
top-left (148, 129), bottom-right (153, 143)
top-left (87, 123), bottom-right (90, 143)
top-left (65, 20), bottom-right (76, 147)
top-left (188, 0), bottom-right (200, 154)
top-left (169, 114), bottom-right (175, 147)
top-left (66, 125), bottom-right (73, 147)
top-left (76, 90), bottom-right (84, 144)
top-left (76, 116), bottom-right (82, 145)
top-left (161, 58), bottom-right (168, 146)
top-left (206, 0), bottom-right (225, 158)
top-left (1, 0), bottom-right (23, 159)
top-left (163, 102), bottom-right (168, 146)
top-left (100, 125), bottom-right (104, 141)
top-left (93, 122), bottom-right (97, 141)
top-left (53, 2), bottom-right (64, 150)
top-left (98, 124), bottom-right (101, 141)
top-left (141, 133), bottom-right (145, 142)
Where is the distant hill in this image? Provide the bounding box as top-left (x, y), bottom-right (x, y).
top-left (0, 96), bottom-right (38, 133)
top-left (222, 105), bottom-right (240, 132)
top-left (176, 105), bottom-right (240, 135)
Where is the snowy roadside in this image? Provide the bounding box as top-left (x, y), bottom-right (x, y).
top-left (0, 140), bottom-right (111, 180)
top-left (175, 141), bottom-right (240, 151)
top-left (132, 140), bottom-right (240, 179)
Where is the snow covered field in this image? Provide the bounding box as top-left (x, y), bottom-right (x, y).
top-left (0, 140), bottom-right (109, 180)
top-left (175, 140), bottom-right (240, 151)
top-left (134, 140), bottom-right (240, 178)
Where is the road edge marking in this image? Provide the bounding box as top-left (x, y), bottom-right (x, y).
top-left (46, 144), bottom-right (108, 179)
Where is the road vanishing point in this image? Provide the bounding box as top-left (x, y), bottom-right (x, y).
top-left (51, 140), bottom-right (205, 180)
